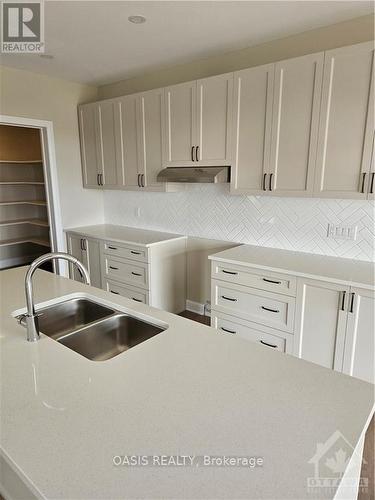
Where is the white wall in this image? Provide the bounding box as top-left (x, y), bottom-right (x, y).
top-left (0, 65), bottom-right (103, 230)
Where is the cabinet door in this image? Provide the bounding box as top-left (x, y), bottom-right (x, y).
top-left (66, 233), bottom-right (85, 282)
top-left (139, 88), bottom-right (164, 188)
top-left (163, 81), bottom-right (196, 166)
top-left (97, 100), bottom-right (123, 187)
top-left (84, 238), bottom-right (102, 289)
top-left (314, 42), bottom-right (375, 198)
top-left (343, 288), bottom-right (375, 384)
top-left (196, 73), bottom-right (233, 165)
top-left (269, 53), bottom-right (324, 196)
top-left (231, 64), bottom-right (274, 194)
top-left (118, 95), bottom-right (141, 188)
top-left (78, 104), bottom-right (101, 188)
top-left (294, 278), bottom-right (349, 370)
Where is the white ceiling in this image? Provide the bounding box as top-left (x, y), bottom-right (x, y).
top-left (1, 1), bottom-right (373, 87)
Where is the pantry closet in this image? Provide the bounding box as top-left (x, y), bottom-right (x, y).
top-left (0, 125), bottom-right (52, 270)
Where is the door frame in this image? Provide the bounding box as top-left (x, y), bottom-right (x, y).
top-left (0, 114), bottom-right (65, 274)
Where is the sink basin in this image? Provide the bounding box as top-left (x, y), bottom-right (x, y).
top-left (35, 298), bottom-right (115, 339)
top-left (58, 314), bottom-right (164, 361)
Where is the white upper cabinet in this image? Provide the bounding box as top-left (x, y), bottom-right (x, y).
top-left (342, 288), bottom-right (375, 384)
top-left (231, 64), bottom-right (274, 194)
top-left (269, 52), bottom-right (324, 196)
top-left (118, 94), bottom-right (141, 188)
top-left (314, 41), bottom-right (375, 199)
top-left (294, 278), bottom-right (349, 370)
top-left (163, 81), bottom-right (196, 166)
top-left (79, 103), bottom-right (102, 188)
top-left (163, 74), bottom-right (233, 167)
top-left (97, 100), bottom-right (123, 188)
top-left (196, 73), bottom-right (233, 165)
top-left (138, 88), bottom-right (165, 188)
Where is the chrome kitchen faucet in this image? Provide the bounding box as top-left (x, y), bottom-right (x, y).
top-left (23, 252), bottom-right (90, 342)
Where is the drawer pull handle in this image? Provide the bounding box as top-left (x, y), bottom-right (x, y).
top-left (260, 340), bottom-right (277, 349)
top-left (132, 297), bottom-right (143, 303)
top-left (222, 270), bottom-right (238, 275)
top-left (131, 271), bottom-right (142, 276)
top-left (109, 266), bottom-right (119, 270)
top-left (220, 327), bottom-right (236, 334)
top-left (131, 251), bottom-right (141, 255)
top-left (108, 246), bottom-right (117, 250)
top-left (110, 290), bottom-right (119, 295)
top-left (261, 306), bottom-right (279, 313)
top-left (221, 295), bottom-right (237, 302)
top-left (262, 278), bottom-right (281, 285)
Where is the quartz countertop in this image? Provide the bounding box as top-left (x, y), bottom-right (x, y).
top-left (209, 244), bottom-right (375, 290)
top-left (64, 224), bottom-right (186, 247)
top-left (1, 267), bottom-right (374, 499)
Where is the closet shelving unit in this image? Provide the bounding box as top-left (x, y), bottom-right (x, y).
top-left (0, 157), bottom-right (51, 269)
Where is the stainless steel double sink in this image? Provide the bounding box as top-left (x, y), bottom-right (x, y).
top-left (18, 298), bottom-right (165, 361)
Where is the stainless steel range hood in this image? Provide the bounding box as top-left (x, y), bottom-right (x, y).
top-left (157, 166), bottom-right (230, 183)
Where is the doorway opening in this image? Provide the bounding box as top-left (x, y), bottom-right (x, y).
top-left (0, 116), bottom-right (64, 274)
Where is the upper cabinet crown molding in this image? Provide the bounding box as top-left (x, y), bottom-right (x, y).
top-left (314, 41), bottom-right (375, 199)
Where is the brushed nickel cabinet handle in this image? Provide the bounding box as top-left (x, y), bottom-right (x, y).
top-left (131, 250), bottom-right (141, 255)
top-left (108, 246), bottom-right (117, 250)
top-left (349, 292), bottom-right (355, 313)
top-left (110, 290), bottom-right (119, 295)
top-left (109, 266), bottom-right (119, 270)
top-left (361, 172), bottom-right (366, 193)
top-left (341, 291), bottom-right (346, 311)
top-left (196, 145), bottom-right (199, 162)
top-left (97, 174), bottom-right (100, 186)
top-left (222, 270), bottom-right (238, 275)
top-left (260, 340), bottom-right (277, 349)
top-left (262, 278), bottom-right (281, 285)
top-left (137, 174), bottom-right (140, 187)
top-left (261, 306), bottom-right (279, 313)
top-left (263, 173), bottom-right (267, 191)
top-left (80, 238), bottom-right (83, 251)
top-left (82, 239), bottom-right (87, 251)
top-left (221, 295), bottom-right (237, 302)
top-left (132, 297), bottom-right (143, 303)
top-left (269, 173), bottom-right (273, 191)
top-left (131, 271), bottom-right (142, 276)
top-left (191, 146), bottom-right (195, 162)
top-left (220, 327), bottom-right (236, 334)
top-left (370, 172), bottom-right (375, 194)
top-left (141, 174), bottom-right (145, 187)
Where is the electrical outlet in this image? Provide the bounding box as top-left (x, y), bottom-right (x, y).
top-left (327, 224), bottom-right (358, 241)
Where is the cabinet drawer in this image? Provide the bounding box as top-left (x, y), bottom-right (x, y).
top-left (103, 256), bottom-right (149, 289)
top-left (103, 241), bottom-right (148, 263)
top-left (211, 279), bottom-right (295, 333)
top-left (104, 279), bottom-right (149, 304)
top-left (212, 311), bottom-right (286, 352)
top-left (211, 260), bottom-right (296, 296)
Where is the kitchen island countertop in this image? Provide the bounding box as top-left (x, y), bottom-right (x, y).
top-left (0, 267), bottom-right (374, 500)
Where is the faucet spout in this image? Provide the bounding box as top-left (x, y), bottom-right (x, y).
top-left (24, 252), bottom-right (91, 342)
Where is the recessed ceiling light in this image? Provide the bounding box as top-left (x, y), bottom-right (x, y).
top-left (39, 54), bottom-right (54, 59)
top-left (128, 15), bottom-right (146, 24)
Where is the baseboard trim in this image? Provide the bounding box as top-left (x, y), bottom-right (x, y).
top-left (186, 300), bottom-right (211, 317)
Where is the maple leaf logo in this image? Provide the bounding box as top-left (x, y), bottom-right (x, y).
top-left (325, 448), bottom-right (349, 475)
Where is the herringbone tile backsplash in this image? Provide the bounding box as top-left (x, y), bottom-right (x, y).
top-left (104, 185), bottom-right (375, 262)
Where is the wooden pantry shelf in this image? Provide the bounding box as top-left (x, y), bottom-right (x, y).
top-left (0, 218), bottom-right (49, 227)
top-left (0, 237), bottom-right (50, 248)
top-left (0, 160), bottom-right (43, 164)
top-left (0, 200), bottom-right (47, 206)
top-left (0, 181), bottom-right (44, 185)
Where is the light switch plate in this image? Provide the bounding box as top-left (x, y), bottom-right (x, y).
top-left (327, 224), bottom-right (358, 241)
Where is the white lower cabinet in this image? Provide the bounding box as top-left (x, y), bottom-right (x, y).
top-left (342, 288), bottom-right (375, 384)
top-left (66, 233), bottom-right (102, 289)
top-left (210, 257), bottom-right (374, 383)
top-left (294, 278), bottom-right (348, 370)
